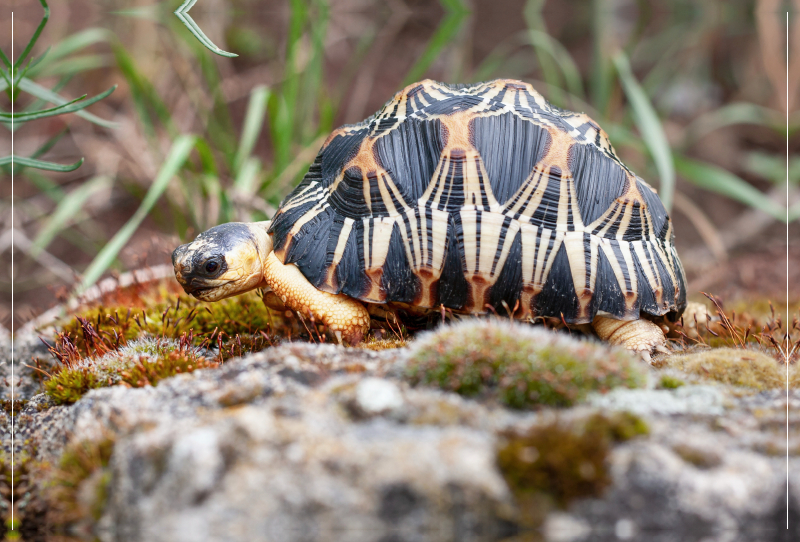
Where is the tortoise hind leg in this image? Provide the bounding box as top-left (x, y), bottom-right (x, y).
top-left (592, 316), bottom-right (669, 363)
top-left (263, 251), bottom-right (370, 345)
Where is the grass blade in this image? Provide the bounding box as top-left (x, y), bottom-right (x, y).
top-left (0, 155), bottom-right (84, 172)
top-left (32, 55), bottom-right (110, 78)
top-left (233, 85), bottom-right (270, 178)
top-left (684, 102), bottom-right (781, 144)
top-left (674, 156), bottom-right (785, 221)
top-left (402, 11), bottom-right (467, 86)
top-left (18, 78), bottom-right (118, 128)
top-left (0, 85), bottom-right (115, 122)
top-left (77, 135), bottom-right (197, 293)
top-left (27, 28), bottom-right (111, 77)
top-left (526, 29), bottom-right (583, 100)
top-left (31, 175), bottom-right (111, 255)
top-left (15, 0), bottom-right (50, 72)
top-left (613, 51), bottom-right (675, 210)
top-left (174, 0), bottom-right (238, 58)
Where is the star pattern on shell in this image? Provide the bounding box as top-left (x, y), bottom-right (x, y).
top-left (269, 79), bottom-right (687, 325)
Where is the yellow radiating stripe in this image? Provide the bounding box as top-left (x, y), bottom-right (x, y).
top-left (632, 240), bottom-right (662, 305)
top-left (617, 240), bottom-right (638, 305)
top-left (367, 217), bottom-right (395, 269)
top-left (592, 202), bottom-right (623, 237)
top-left (614, 202), bottom-right (634, 241)
top-left (288, 202), bottom-right (327, 237)
top-left (428, 208), bottom-right (450, 272)
top-left (460, 209), bottom-right (479, 275)
top-left (509, 166), bottom-right (547, 217)
top-left (520, 222), bottom-right (540, 285)
top-left (599, 239), bottom-right (629, 296)
top-left (331, 218), bottom-right (355, 269)
top-left (649, 239), bottom-right (679, 303)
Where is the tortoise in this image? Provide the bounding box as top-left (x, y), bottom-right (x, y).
top-left (172, 79), bottom-right (687, 358)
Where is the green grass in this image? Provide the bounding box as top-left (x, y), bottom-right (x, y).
top-left (5, 0), bottom-right (792, 303)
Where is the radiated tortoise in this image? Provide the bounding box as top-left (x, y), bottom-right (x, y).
top-left (172, 79), bottom-right (687, 358)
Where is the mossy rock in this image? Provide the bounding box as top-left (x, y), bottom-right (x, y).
top-left (664, 348), bottom-right (792, 390)
top-left (45, 338), bottom-right (218, 405)
top-left (406, 319), bottom-right (646, 409)
top-left (497, 411), bottom-right (649, 522)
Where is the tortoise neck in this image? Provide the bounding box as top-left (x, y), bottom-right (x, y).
top-left (246, 221), bottom-right (274, 270)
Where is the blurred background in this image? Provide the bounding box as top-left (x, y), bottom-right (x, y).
top-left (1, 0), bottom-right (798, 333)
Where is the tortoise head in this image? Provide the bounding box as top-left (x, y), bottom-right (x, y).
top-left (172, 222), bottom-right (272, 302)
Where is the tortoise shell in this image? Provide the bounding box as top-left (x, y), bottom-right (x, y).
top-left (269, 79), bottom-right (687, 324)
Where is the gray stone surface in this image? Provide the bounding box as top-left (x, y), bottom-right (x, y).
top-left (4, 320), bottom-right (799, 541)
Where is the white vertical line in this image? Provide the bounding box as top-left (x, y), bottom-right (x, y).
top-left (10, 10), bottom-right (14, 530)
top-left (787, 9), bottom-right (790, 532)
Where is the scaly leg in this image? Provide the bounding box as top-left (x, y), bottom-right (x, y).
top-left (592, 316), bottom-right (669, 363)
top-left (262, 251), bottom-right (370, 345)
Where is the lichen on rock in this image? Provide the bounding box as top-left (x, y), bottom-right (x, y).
top-left (664, 347), bottom-right (793, 390)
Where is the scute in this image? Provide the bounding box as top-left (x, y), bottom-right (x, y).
top-left (373, 117), bottom-right (446, 203)
top-left (269, 79), bottom-right (686, 324)
top-left (470, 113), bottom-right (550, 206)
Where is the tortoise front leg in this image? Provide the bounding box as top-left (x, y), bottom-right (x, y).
top-left (592, 316), bottom-right (669, 363)
top-left (263, 251), bottom-right (370, 345)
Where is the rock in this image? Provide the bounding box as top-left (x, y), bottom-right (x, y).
top-left (587, 385), bottom-right (727, 416)
top-left (5, 319), bottom-right (800, 541)
top-left (355, 377), bottom-right (404, 415)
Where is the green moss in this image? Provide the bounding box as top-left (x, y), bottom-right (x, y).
top-left (497, 412), bottom-right (648, 516)
top-left (658, 374), bottom-right (685, 389)
top-left (44, 338), bottom-right (218, 405)
top-left (407, 320), bottom-right (646, 409)
top-left (57, 290), bottom-right (277, 361)
top-left (44, 369), bottom-right (104, 405)
top-left (46, 436), bottom-right (116, 526)
top-left (665, 348), bottom-right (790, 390)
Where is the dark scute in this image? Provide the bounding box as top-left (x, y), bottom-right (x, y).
top-left (673, 247), bottom-right (687, 315)
top-left (649, 243), bottom-right (676, 310)
top-left (569, 143), bottom-right (628, 226)
top-left (632, 245), bottom-right (661, 316)
top-left (471, 113), bottom-right (550, 205)
top-left (533, 243), bottom-right (580, 322)
top-left (327, 167), bottom-right (373, 219)
top-left (421, 94), bottom-right (485, 116)
top-left (381, 224), bottom-right (421, 304)
top-left (592, 248), bottom-right (627, 319)
top-left (320, 129), bottom-right (369, 187)
top-left (315, 214), bottom-right (350, 291)
top-left (487, 230), bottom-right (523, 315)
top-left (637, 178), bottom-right (669, 237)
top-left (374, 118), bottom-right (446, 202)
top-left (622, 201), bottom-right (644, 241)
top-left (269, 197), bottom-right (319, 253)
top-left (430, 149), bottom-right (468, 211)
top-left (337, 221), bottom-right (372, 299)
top-left (438, 214), bottom-right (469, 310)
top-left (284, 207), bottom-right (336, 287)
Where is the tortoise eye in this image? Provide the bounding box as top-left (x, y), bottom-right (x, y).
top-left (205, 260), bottom-right (219, 274)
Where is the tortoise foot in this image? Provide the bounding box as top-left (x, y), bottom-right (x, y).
top-left (263, 252), bottom-right (370, 345)
top-left (592, 316), bottom-right (668, 363)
